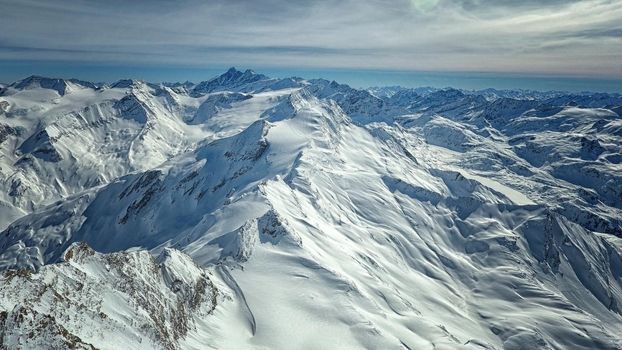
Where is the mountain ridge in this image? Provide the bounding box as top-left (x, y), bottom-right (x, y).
top-left (6, 67), bottom-right (622, 99)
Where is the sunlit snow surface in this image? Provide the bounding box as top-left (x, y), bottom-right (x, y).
top-left (0, 70), bottom-right (621, 349)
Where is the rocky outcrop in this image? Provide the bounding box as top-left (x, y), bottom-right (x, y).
top-left (0, 243), bottom-right (217, 350)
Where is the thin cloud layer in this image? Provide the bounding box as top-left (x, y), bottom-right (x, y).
top-left (1, 0), bottom-right (621, 76)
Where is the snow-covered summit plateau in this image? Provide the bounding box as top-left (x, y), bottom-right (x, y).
top-left (0, 68), bottom-right (621, 349)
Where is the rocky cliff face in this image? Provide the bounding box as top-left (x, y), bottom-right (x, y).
top-left (0, 243), bottom-right (217, 350)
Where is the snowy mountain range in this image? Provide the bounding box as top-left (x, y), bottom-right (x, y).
top-left (0, 68), bottom-right (621, 349)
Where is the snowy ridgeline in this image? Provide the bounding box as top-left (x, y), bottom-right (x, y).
top-left (0, 68), bottom-right (621, 349)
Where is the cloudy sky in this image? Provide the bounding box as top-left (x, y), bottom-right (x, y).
top-left (2, 0), bottom-right (621, 89)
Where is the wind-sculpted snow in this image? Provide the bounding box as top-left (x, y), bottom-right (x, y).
top-left (186, 92), bottom-right (252, 125)
top-left (0, 68), bottom-right (621, 349)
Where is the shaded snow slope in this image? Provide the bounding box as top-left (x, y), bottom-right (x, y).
top-left (0, 69), bottom-right (621, 349)
top-left (0, 72), bottom-right (292, 229)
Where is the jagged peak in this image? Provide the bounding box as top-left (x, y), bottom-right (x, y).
top-left (223, 66), bottom-right (257, 75)
top-left (113, 92), bottom-right (152, 123)
top-left (214, 67), bottom-right (266, 82)
top-left (289, 87), bottom-right (316, 107)
top-left (162, 80), bottom-right (195, 91)
top-left (110, 78), bottom-right (146, 89)
top-left (156, 247), bottom-right (206, 286)
top-left (1, 243), bottom-right (217, 350)
top-left (229, 119), bottom-right (272, 148)
top-left (260, 87), bottom-right (350, 127)
top-left (429, 87), bottom-right (466, 98)
top-left (62, 241), bottom-right (95, 263)
top-left (10, 75), bottom-right (97, 95)
top-left (226, 66), bottom-right (241, 74)
top-left (191, 68), bottom-right (270, 95)
top-left (196, 119), bottom-right (271, 163)
top-left (258, 89), bottom-right (314, 122)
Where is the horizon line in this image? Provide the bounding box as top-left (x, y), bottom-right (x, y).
top-left (2, 65), bottom-right (622, 94)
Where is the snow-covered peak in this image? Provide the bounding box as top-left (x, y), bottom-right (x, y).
top-left (191, 67), bottom-right (305, 96)
top-left (162, 80), bottom-right (195, 94)
top-left (9, 75), bottom-right (98, 96)
top-left (306, 78), bottom-right (389, 122)
top-left (192, 67), bottom-right (268, 95)
top-left (163, 80), bottom-right (195, 89)
top-left (109, 79), bottom-right (163, 93)
top-left (109, 78), bottom-right (143, 89)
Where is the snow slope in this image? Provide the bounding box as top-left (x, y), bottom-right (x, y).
top-left (0, 68), bottom-right (621, 349)
top-left (0, 71), bottom-right (294, 230)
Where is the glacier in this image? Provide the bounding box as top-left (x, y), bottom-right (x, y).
top-left (0, 68), bottom-right (621, 349)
